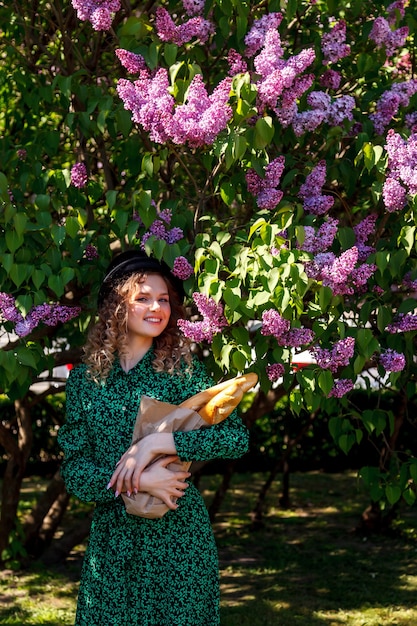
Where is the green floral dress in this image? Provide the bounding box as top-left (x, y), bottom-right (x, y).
top-left (58, 349), bottom-right (249, 626)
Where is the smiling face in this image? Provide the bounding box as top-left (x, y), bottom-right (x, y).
top-left (126, 273), bottom-right (171, 351)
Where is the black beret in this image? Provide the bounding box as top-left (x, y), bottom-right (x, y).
top-left (97, 249), bottom-right (185, 308)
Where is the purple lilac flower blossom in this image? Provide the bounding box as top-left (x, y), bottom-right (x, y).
top-left (321, 20), bottom-right (351, 65)
top-left (353, 214), bottom-right (377, 260)
top-left (266, 363), bottom-right (285, 382)
top-left (251, 27), bottom-right (315, 126)
top-left (261, 309), bottom-right (290, 338)
top-left (370, 80), bottom-right (417, 134)
top-left (387, 0), bottom-right (406, 21)
top-left (320, 69), bottom-right (341, 90)
top-left (227, 50), bottom-right (248, 76)
top-left (405, 112), bottom-right (417, 132)
top-left (383, 177), bottom-right (407, 212)
top-left (312, 337), bottom-right (355, 373)
top-left (17, 149), bottom-right (27, 160)
top-left (71, 0), bottom-right (120, 31)
top-left (85, 244), bottom-right (99, 259)
top-left (155, 7), bottom-right (214, 46)
top-left (306, 246), bottom-right (376, 296)
top-left (382, 130), bottom-right (417, 211)
top-left (379, 349), bottom-right (406, 372)
top-left (258, 47), bottom-right (315, 109)
top-left (177, 293), bottom-right (228, 343)
top-left (117, 70), bottom-right (232, 148)
top-left (328, 379), bottom-right (354, 398)
top-left (246, 156), bottom-right (285, 210)
top-left (261, 309), bottom-right (314, 347)
top-left (140, 212), bottom-right (184, 249)
top-left (0, 293), bottom-right (24, 323)
top-left (386, 313), bottom-right (417, 333)
top-left (298, 161), bottom-right (334, 216)
top-left (402, 272), bottom-right (417, 291)
top-left (182, 0), bottom-right (205, 16)
top-left (169, 75), bottom-right (233, 148)
top-left (1, 293), bottom-right (81, 337)
top-left (244, 12), bottom-right (283, 57)
top-left (115, 49), bottom-right (146, 73)
top-left (292, 91), bottom-right (355, 137)
top-left (282, 328), bottom-right (315, 347)
top-left (299, 218), bottom-right (339, 253)
top-left (172, 256), bottom-right (194, 280)
top-left (369, 16), bottom-right (408, 57)
top-left (70, 162), bottom-right (88, 188)
top-left (117, 69), bottom-right (174, 144)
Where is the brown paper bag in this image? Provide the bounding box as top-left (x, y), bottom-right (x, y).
top-left (122, 395), bottom-right (206, 519)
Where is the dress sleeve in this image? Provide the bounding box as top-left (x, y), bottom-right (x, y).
top-left (58, 368), bottom-right (114, 504)
top-left (172, 359), bottom-right (250, 463)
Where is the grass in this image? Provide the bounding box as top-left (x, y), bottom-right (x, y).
top-left (1, 471), bottom-right (417, 625)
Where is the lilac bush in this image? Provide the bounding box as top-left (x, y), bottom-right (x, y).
top-left (1, 0), bottom-right (417, 541)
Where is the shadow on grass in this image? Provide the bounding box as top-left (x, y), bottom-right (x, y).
top-left (213, 472), bottom-right (417, 626)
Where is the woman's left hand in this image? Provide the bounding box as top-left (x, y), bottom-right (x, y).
top-left (108, 432), bottom-right (177, 496)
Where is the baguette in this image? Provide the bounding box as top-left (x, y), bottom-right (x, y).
top-left (181, 372), bottom-right (258, 425)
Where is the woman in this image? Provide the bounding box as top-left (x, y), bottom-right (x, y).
top-left (58, 249), bottom-right (249, 626)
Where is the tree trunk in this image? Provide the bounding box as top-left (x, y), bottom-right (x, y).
top-left (40, 514), bottom-right (92, 566)
top-left (208, 461), bottom-right (236, 522)
top-left (250, 457), bottom-right (282, 530)
top-left (250, 410), bottom-right (317, 530)
top-left (0, 398), bottom-right (33, 558)
top-left (23, 470), bottom-right (70, 558)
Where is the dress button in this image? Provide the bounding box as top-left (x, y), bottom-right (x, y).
top-left (122, 406), bottom-right (127, 411)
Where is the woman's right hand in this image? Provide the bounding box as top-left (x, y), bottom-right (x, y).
top-left (139, 456), bottom-right (191, 510)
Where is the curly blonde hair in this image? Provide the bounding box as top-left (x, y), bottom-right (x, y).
top-left (83, 271), bottom-right (192, 383)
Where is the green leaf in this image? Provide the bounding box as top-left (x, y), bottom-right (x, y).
top-left (232, 350), bottom-right (247, 372)
top-left (164, 43), bottom-right (178, 66)
top-left (0, 171), bottom-right (8, 197)
top-left (51, 224), bottom-right (66, 246)
top-left (329, 417), bottom-right (341, 441)
top-left (15, 346), bottom-right (38, 369)
top-left (13, 213), bottom-right (27, 236)
top-left (319, 286), bottom-right (333, 312)
top-left (223, 288), bottom-right (241, 311)
top-left (409, 461), bottom-right (417, 484)
top-left (35, 194), bottom-right (51, 211)
top-left (10, 264), bottom-right (30, 288)
top-left (249, 218), bottom-right (267, 240)
top-left (48, 274), bottom-right (64, 298)
top-left (106, 190), bottom-right (118, 211)
top-left (232, 134), bottom-right (247, 160)
top-left (318, 370), bottom-right (334, 396)
top-left (5, 230), bottom-right (23, 253)
top-left (385, 485), bottom-right (401, 505)
top-left (65, 216), bottom-right (80, 238)
top-left (142, 154), bottom-right (154, 177)
top-left (61, 267), bottom-right (75, 285)
top-left (220, 181), bottom-right (235, 206)
top-left (254, 116), bottom-right (274, 148)
top-left (377, 306), bottom-right (392, 333)
top-left (338, 433), bottom-right (355, 455)
top-left (32, 269), bottom-right (45, 290)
